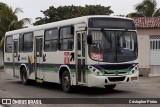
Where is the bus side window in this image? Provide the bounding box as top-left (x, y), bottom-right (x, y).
top-left (19, 33), bottom-right (33, 52)
top-left (59, 26), bottom-right (74, 51)
top-left (5, 36), bottom-right (13, 53)
top-left (44, 28), bottom-right (58, 51)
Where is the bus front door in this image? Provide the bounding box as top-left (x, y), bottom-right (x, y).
top-left (13, 40), bottom-right (18, 77)
top-left (76, 31), bottom-right (86, 84)
top-left (35, 37), bottom-right (43, 82)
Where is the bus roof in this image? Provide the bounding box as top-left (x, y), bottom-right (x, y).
top-left (5, 15), bottom-right (133, 36)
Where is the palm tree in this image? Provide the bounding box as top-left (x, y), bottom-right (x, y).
top-left (0, 2), bottom-right (31, 48)
top-left (127, 0), bottom-right (160, 17)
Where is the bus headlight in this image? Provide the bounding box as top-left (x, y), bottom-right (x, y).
top-left (128, 65), bottom-right (139, 75)
top-left (88, 65), bottom-right (103, 76)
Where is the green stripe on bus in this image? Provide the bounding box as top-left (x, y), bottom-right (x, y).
top-left (85, 70), bottom-right (92, 74)
top-left (4, 65), bottom-right (92, 75)
top-left (36, 67), bottom-right (59, 71)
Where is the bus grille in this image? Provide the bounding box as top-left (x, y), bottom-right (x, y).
top-left (108, 77), bottom-right (125, 82)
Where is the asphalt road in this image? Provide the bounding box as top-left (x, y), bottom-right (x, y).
top-left (0, 71), bottom-right (160, 107)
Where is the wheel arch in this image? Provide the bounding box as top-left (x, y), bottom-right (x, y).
top-left (19, 64), bottom-right (28, 77)
top-left (58, 65), bottom-right (73, 85)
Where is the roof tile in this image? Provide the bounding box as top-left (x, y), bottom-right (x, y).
top-left (132, 17), bottom-right (160, 28)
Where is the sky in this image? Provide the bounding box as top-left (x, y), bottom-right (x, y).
top-left (1, 0), bottom-right (160, 25)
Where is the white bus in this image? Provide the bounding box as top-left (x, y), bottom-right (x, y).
top-left (4, 15), bottom-right (139, 92)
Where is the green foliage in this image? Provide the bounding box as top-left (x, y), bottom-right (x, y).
top-left (34, 5), bottom-right (113, 25)
top-left (0, 2), bottom-right (31, 48)
top-left (127, 0), bottom-right (160, 17)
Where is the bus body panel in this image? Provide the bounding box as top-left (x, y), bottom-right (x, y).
top-left (4, 15), bottom-right (139, 89)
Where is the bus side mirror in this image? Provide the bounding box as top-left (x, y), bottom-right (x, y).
top-left (87, 35), bottom-right (93, 45)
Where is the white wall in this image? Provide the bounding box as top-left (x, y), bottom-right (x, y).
top-left (138, 35), bottom-right (150, 68)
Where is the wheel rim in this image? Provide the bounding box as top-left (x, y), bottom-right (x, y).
top-left (63, 75), bottom-right (70, 89)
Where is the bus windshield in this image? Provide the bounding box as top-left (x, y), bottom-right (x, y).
top-left (89, 30), bottom-right (138, 63)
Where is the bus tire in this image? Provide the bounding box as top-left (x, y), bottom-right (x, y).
top-left (61, 70), bottom-right (72, 93)
top-left (20, 67), bottom-right (28, 85)
top-left (105, 84), bottom-right (116, 90)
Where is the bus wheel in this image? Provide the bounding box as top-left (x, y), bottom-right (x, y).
top-left (61, 70), bottom-right (72, 93)
top-left (105, 84), bottom-right (116, 90)
top-left (20, 67), bottom-right (28, 85)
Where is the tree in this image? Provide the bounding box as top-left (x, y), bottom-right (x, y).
top-left (0, 2), bottom-right (31, 48)
top-left (127, 0), bottom-right (160, 17)
top-left (34, 5), bottom-right (113, 25)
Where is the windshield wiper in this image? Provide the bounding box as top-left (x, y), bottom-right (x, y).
top-left (118, 28), bottom-right (128, 40)
top-left (101, 28), bottom-right (112, 43)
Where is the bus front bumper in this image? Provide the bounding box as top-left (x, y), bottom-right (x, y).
top-left (87, 71), bottom-right (139, 88)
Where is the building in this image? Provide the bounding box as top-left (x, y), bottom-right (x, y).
top-left (133, 17), bottom-right (160, 76)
